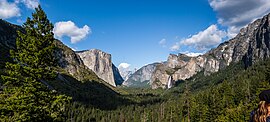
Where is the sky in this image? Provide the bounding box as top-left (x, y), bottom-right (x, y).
top-left (1, 0), bottom-right (270, 71)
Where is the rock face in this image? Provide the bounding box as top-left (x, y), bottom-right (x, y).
top-left (112, 64), bottom-right (124, 86)
top-left (76, 49), bottom-right (123, 86)
top-left (151, 13), bottom-right (270, 89)
top-left (123, 63), bottom-right (159, 87)
top-left (118, 67), bottom-right (136, 81)
top-left (53, 40), bottom-right (100, 81)
top-left (0, 19), bottom-right (23, 68)
top-left (119, 70), bottom-right (134, 81)
top-left (0, 19), bottom-right (114, 87)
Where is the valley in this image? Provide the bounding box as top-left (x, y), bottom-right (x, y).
top-left (1, 2), bottom-right (270, 122)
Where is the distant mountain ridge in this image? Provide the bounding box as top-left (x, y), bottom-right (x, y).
top-left (118, 67), bottom-right (136, 81)
top-left (122, 63), bottom-right (160, 88)
top-left (151, 13), bottom-right (270, 89)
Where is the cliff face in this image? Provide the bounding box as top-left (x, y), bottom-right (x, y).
top-left (151, 13), bottom-right (270, 89)
top-left (112, 64), bottom-right (124, 86)
top-left (123, 63), bottom-right (159, 87)
top-left (0, 19), bottom-right (103, 86)
top-left (53, 41), bottom-right (101, 82)
top-left (76, 49), bottom-right (123, 86)
top-left (119, 70), bottom-right (133, 81)
top-left (0, 19), bottom-right (23, 69)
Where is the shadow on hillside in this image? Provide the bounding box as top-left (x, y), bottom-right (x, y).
top-left (49, 74), bottom-right (129, 110)
top-left (50, 73), bottom-right (165, 110)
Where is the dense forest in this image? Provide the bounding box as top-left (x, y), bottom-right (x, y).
top-left (63, 59), bottom-right (270, 122)
top-left (1, 5), bottom-right (270, 122)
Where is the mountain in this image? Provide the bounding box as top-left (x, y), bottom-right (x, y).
top-left (118, 68), bottom-right (134, 81)
top-left (0, 19), bottom-right (23, 69)
top-left (76, 49), bottom-right (124, 86)
top-left (0, 19), bottom-right (129, 110)
top-left (151, 13), bottom-right (270, 89)
top-left (112, 64), bottom-right (124, 86)
top-left (0, 19), bottom-right (97, 82)
top-left (123, 63), bottom-right (160, 87)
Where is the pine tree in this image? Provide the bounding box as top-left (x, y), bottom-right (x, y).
top-left (14, 5), bottom-right (56, 80)
top-left (182, 81), bottom-right (191, 122)
top-left (0, 5), bottom-right (70, 121)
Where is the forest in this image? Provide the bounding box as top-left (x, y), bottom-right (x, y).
top-left (1, 5), bottom-right (270, 122)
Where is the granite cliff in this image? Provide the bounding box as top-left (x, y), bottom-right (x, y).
top-left (76, 49), bottom-right (124, 86)
top-left (151, 13), bottom-right (270, 89)
top-left (123, 63), bottom-right (159, 87)
top-left (0, 19), bottom-right (123, 87)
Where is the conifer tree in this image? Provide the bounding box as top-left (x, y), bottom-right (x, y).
top-left (0, 5), bottom-right (70, 121)
top-left (14, 5), bottom-right (56, 80)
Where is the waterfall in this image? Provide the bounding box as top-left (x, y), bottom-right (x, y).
top-left (167, 75), bottom-right (173, 89)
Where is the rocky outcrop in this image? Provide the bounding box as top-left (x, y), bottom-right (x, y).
top-left (123, 63), bottom-right (159, 87)
top-left (119, 69), bottom-right (134, 81)
top-left (0, 19), bottom-right (23, 69)
top-left (151, 13), bottom-right (270, 89)
top-left (76, 49), bottom-right (123, 86)
top-left (0, 19), bottom-right (102, 85)
top-left (53, 41), bottom-right (101, 82)
top-left (112, 64), bottom-right (124, 86)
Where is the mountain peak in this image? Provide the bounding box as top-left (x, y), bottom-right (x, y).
top-left (151, 12), bottom-right (270, 89)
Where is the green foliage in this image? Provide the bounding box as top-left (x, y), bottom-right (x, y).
top-left (47, 73), bottom-right (130, 110)
top-left (1, 5), bottom-right (270, 122)
top-left (61, 59), bottom-right (270, 122)
top-left (0, 5), bottom-right (70, 121)
top-left (13, 6), bottom-right (56, 80)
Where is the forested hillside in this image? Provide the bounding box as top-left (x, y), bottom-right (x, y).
top-left (1, 4), bottom-right (270, 122)
top-left (63, 58), bottom-right (270, 122)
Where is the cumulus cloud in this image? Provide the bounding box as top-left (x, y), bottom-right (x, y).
top-left (171, 25), bottom-right (226, 51)
top-left (20, 0), bottom-right (39, 9)
top-left (159, 38), bottom-right (166, 47)
top-left (0, 0), bottom-right (20, 19)
top-left (118, 63), bottom-right (131, 69)
top-left (0, 0), bottom-right (40, 19)
top-left (53, 21), bottom-right (91, 44)
top-left (209, 0), bottom-right (270, 37)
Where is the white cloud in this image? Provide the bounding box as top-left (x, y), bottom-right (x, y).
top-left (171, 25), bottom-right (226, 51)
top-left (118, 63), bottom-right (133, 81)
top-left (209, 0), bottom-right (270, 37)
top-left (0, 0), bottom-right (20, 19)
top-left (180, 51), bottom-right (204, 57)
top-left (53, 21), bottom-right (91, 44)
top-left (118, 63), bottom-right (130, 69)
top-left (0, 0), bottom-right (40, 19)
top-left (227, 26), bottom-right (241, 39)
top-left (170, 42), bottom-right (180, 51)
top-left (20, 0), bottom-right (39, 9)
top-left (159, 38), bottom-right (166, 47)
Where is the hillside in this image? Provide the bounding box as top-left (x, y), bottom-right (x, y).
top-left (59, 12), bottom-right (270, 121)
top-left (123, 63), bottom-right (160, 88)
top-left (0, 19), bottom-right (125, 110)
top-left (151, 12), bottom-right (270, 89)
top-left (61, 57), bottom-right (270, 121)
top-left (1, 5), bottom-right (270, 121)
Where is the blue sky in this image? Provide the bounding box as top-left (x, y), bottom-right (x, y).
top-left (2, 0), bottom-right (270, 70)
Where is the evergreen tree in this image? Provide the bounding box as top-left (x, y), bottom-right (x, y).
top-left (0, 5), bottom-right (70, 121)
top-left (182, 81), bottom-right (191, 122)
top-left (14, 5), bottom-right (56, 80)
